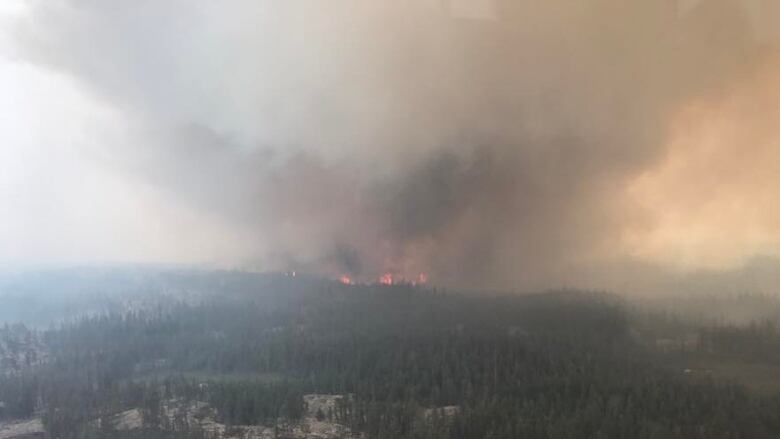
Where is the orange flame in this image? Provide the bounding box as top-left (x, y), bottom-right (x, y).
top-left (339, 275), bottom-right (354, 285)
top-left (378, 273), bottom-right (394, 285)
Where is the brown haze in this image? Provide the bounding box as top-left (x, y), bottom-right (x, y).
top-left (7, 0), bottom-right (780, 291)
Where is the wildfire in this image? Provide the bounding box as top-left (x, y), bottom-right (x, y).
top-left (335, 272), bottom-right (429, 286)
top-left (378, 272), bottom-right (428, 286)
top-left (378, 273), bottom-right (394, 285)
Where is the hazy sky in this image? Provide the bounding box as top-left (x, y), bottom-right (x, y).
top-left (2, 0), bottom-right (780, 291)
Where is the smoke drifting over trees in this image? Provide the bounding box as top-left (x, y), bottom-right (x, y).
top-left (4, 0), bottom-right (780, 290)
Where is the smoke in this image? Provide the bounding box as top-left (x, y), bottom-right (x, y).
top-left (624, 56), bottom-right (780, 271)
top-left (6, 0), bottom-right (780, 289)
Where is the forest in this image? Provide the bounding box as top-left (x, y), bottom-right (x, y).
top-left (2, 270), bottom-right (780, 438)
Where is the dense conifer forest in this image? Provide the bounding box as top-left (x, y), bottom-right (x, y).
top-left (2, 271), bottom-right (780, 438)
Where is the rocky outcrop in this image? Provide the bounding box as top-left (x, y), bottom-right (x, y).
top-left (0, 418), bottom-right (45, 439)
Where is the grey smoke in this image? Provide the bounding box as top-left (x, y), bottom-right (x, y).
top-left (7, 0), bottom-right (779, 289)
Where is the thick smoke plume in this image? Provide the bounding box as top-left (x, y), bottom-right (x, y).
top-left (8, 0), bottom-right (780, 290)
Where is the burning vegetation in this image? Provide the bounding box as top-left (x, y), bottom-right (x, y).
top-left (338, 272), bottom-right (428, 286)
